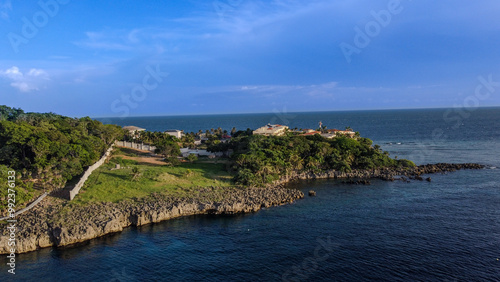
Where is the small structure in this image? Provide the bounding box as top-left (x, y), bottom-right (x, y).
top-left (253, 124), bottom-right (289, 136)
top-left (165, 129), bottom-right (183, 139)
top-left (220, 135), bottom-right (232, 143)
top-left (123, 125), bottom-right (146, 134)
top-left (123, 126), bottom-right (146, 139)
top-left (180, 148), bottom-right (222, 158)
top-left (300, 131), bottom-right (321, 136)
top-left (326, 129), bottom-right (356, 137)
top-left (320, 133), bottom-right (337, 139)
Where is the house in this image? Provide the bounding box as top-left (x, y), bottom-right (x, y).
top-left (123, 125), bottom-right (146, 134)
top-left (321, 133), bottom-right (337, 139)
top-left (180, 148), bottom-right (222, 158)
top-left (326, 129), bottom-right (356, 137)
top-left (300, 131), bottom-right (321, 136)
top-left (123, 126), bottom-right (146, 139)
top-left (302, 128), bottom-right (316, 133)
top-left (253, 124), bottom-right (289, 136)
top-left (165, 129), bottom-right (183, 139)
top-left (198, 133), bottom-right (209, 142)
top-left (220, 135), bottom-right (232, 143)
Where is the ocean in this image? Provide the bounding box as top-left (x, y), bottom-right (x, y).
top-left (3, 107), bottom-right (500, 281)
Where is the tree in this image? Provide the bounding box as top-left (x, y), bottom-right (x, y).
top-left (187, 153), bottom-right (198, 162)
top-left (131, 166), bottom-right (141, 181)
top-left (154, 139), bottom-right (180, 158)
top-left (0, 106), bottom-right (122, 191)
top-left (181, 134), bottom-right (195, 148)
top-left (227, 131), bottom-right (405, 186)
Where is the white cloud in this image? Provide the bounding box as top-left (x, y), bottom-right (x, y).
top-left (1, 66), bottom-right (50, 92)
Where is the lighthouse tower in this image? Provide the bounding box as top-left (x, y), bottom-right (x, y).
top-left (319, 121), bottom-right (322, 129)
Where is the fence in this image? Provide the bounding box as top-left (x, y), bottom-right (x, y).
top-left (0, 192), bottom-right (47, 221)
top-left (68, 144), bottom-right (115, 200)
top-left (115, 141), bottom-right (156, 152)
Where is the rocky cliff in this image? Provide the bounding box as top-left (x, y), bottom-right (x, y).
top-left (271, 163), bottom-right (485, 185)
top-left (0, 186), bottom-right (303, 254)
top-left (0, 163), bottom-right (484, 255)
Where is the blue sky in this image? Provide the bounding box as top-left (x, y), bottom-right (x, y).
top-left (1, 0), bottom-right (499, 117)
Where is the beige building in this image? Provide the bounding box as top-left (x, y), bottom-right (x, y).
top-left (253, 124), bottom-right (289, 136)
top-left (165, 129), bottom-right (183, 139)
top-left (123, 125), bottom-right (146, 134)
top-left (326, 129), bottom-right (356, 137)
top-left (123, 126), bottom-right (146, 139)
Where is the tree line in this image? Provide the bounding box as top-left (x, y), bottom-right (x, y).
top-left (207, 131), bottom-right (415, 186)
top-left (0, 106), bottom-right (123, 197)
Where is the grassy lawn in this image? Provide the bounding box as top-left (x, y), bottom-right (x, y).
top-left (72, 148), bottom-right (234, 205)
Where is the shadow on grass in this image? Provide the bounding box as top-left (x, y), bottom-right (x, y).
top-left (175, 162), bottom-right (233, 183)
top-left (135, 161), bottom-right (167, 167)
top-left (100, 171), bottom-right (131, 181)
top-left (116, 147), bottom-right (154, 157)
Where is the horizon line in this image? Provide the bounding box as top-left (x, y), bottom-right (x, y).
top-left (90, 105), bottom-right (500, 119)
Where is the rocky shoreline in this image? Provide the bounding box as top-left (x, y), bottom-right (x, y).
top-left (0, 186), bottom-right (303, 254)
top-left (0, 162), bottom-right (484, 255)
top-left (271, 163), bottom-right (485, 185)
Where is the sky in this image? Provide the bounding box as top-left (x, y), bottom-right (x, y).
top-left (0, 0), bottom-right (500, 118)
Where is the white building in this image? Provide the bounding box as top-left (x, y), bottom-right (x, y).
top-left (165, 129), bottom-right (183, 139)
top-left (253, 124), bottom-right (289, 136)
top-left (123, 126), bottom-right (146, 139)
top-left (180, 148), bottom-right (222, 158)
top-left (123, 125), bottom-right (146, 134)
top-left (326, 129), bottom-right (356, 137)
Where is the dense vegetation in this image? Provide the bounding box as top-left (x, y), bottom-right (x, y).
top-left (0, 105), bottom-right (123, 210)
top-left (218, 132), bottom-right (415, 186)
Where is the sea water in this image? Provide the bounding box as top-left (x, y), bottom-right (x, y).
top-left (2, 107), bottom-right (499, 281)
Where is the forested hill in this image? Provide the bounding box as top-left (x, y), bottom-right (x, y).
top-left (0, 106), bottom-right (123, 207)
top-left (224, 133), bottom-right (416, 186)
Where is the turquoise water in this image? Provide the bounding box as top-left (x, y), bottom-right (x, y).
top-left (2, 107), bottom-right (500, 281)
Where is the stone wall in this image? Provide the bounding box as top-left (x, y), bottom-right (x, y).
top-left (68, 144), bottom-right (115, 201)
top-left (115, 141), bottom-right (156, 152)
top-left (0, 192), bottom-right (47, 221)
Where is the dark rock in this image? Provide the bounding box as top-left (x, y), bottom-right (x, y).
top-left (308, 190), bottom-right (316, 196)
top-left (426, 177), bottom-right (431, 182)
top-left (0, 186), bottom-right (304, 254)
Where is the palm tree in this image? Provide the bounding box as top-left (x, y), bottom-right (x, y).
top-left (131, 167), bottom-right (141, 181)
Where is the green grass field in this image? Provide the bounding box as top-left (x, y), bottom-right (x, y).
top-left (72, 148), bottom-right (234, 205)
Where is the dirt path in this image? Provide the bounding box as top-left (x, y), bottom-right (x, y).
top-left (115, 146), bottom-right (167, 165)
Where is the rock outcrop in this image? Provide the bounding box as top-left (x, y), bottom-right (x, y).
top-left (0, 163), bottom-right (484, 255)
top-left (270, 163), bottom-right (485, 185)
top-left (0, 186), bottom-right (303, 254)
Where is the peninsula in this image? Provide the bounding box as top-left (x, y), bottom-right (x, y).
top-left (0, 107), bottom-right (485, 254)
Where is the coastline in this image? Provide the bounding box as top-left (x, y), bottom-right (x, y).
top-left (0, 163), bottom-right (484, 255)
top-left (0, 186), bottom-right (304, 254)
top-left (269, 163), bottom-right (485, 186)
